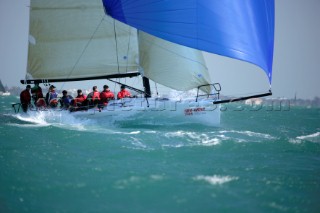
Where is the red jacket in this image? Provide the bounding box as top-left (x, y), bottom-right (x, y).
top-left (87, 91), bottom-right (100, 101)
top-left (74, 94), bottom-right (87, 105)
top-left (20, 89), bottom-right (31, 104)
top-left (100, 90), bottom-right (114, 105)
top-left (117, 89), bottom-right (131, 99)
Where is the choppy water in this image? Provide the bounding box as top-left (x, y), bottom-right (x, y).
top-left (1, 95), bottom-right (319, 213)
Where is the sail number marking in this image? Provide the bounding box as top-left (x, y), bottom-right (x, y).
top-left (184, 107), bottom-right (205, 116)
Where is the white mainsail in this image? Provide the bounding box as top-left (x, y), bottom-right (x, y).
top-left (26, 0), bottom-right (213, 94)
top-left (27, 0), bottom-right (139, 80)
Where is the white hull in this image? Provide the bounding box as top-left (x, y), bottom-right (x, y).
top-left (71, 98), bottom-right (220, 126)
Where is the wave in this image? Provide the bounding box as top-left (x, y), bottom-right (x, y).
top-left (219, 130), bottom-right (276, 140)
top-left (164, 131), bottom-right (221, 146)
top-left (296, 132), bottom-right (320, 140)
top-left (218, 130), bottom-right (277, 143)
top-left (193, 175), bottom-right (239, 185)
top-left (290, 132), bottom-right (320, 144)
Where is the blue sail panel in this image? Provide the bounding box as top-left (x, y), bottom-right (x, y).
top-left (103, 0), bottom-right (275, 83)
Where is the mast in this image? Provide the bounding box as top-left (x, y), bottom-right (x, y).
top-left (142, 76), bottom-right (151, 98)
top-left (137, 30), bottom-right (151, 98)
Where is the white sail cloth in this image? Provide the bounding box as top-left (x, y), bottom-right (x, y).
top-left (27, 0), bottom-right (139, 80)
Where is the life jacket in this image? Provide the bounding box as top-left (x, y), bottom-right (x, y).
top-left (117, 89), bottom-right (131, 99)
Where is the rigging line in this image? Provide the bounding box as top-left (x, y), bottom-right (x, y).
top-left (60, 16), bottom-right (105, 90)
top-left (125, 27), bottom-right (132, 73)
top-left (124, 27), bottom-right (132, 86)
top-left (113, 19), bottom-right (120, 74)
top-left (154, 82), bottom-right (158, 96)
top-left (113, 19), bottom-right (122, 89)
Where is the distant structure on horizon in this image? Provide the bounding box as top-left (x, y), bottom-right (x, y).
top-left (0, 80), bottom-right (11, 96)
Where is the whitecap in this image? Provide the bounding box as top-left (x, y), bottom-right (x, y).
top-left (288, 138), bottom-right (302, 144)
top-left (295, 132), bottom-right (320, 143)
top-left (219, 130), bottom-right (275, 139)
top-left (296, 132), bottom-right (320, 140)
top-left (201, 138), bottom-right (220, 146)
top-left (193, 175), bottom-right (239, 185)
top-left (127, 131), bottom-right (141, 135)
top-left (164, 131), bottom-right (221, 147)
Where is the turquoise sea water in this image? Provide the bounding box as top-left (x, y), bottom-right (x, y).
top-left (1, 95), bottom-right (319, 213)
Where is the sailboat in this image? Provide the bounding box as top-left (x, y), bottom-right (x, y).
top-left (16, 0), bottom-right (274, 126)
top-left (0, 80), bottom-right (10, 96)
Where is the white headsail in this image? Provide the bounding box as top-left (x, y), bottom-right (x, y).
top-left (139, 32), bottom-right (211, 93)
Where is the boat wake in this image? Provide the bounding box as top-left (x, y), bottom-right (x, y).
top-left (9, 110), bottom-right (96, 131)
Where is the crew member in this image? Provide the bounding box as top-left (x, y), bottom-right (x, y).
top-left (72, 89), bottom-right (87, 107)
top-left (45, 85), bottom-right (58, 108)
top-left (99, 85), bottom-right (114, 106)
top-left (31, 83), bottom-right (44, 107)
top-left (20, 85), bottom-right (31, 112)
top-left (117, 85), bottom-right (131, 99)
top-left (86, 86), bottom-right (100, 106)
top-left (59, 90), bottom-right (73, 109)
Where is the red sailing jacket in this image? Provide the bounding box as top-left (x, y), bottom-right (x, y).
top-left (91, 91), bottom-right (100, 100)
top-left (87, 91), bottom-right (100, 105)
top-left (100, 90), bottom-right (115, 105)
top-left (74, 94), bottom-right (87, 105)
top-left (20, 89), bottom-right (31, 104)
top-left (117, 89), bottom-right (131, 99)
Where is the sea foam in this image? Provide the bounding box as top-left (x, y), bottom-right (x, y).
top-left (193, 175), bottom-right (239, 185)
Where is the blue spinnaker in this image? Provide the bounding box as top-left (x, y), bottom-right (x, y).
top-left (102, 0), bottom-right (275, 83)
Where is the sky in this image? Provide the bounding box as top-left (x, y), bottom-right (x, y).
top-left (0, 0), bottom-right (319, 99)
